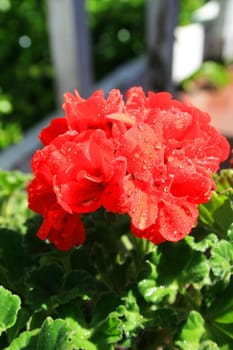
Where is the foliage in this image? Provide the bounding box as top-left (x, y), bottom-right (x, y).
top-left (0, 90), bottom-right (22, 149)
top-left (0, 170), bottom-right (33, 231)
top-left (87, 0), bottom-right (145, 80)
top-left (181, 61), bottom-right (231, 92)
top-left (0, 168), bottom-right (233, 348)
top-left (0, 0), bottom-right (55, 149)
top-left (178, 0), bottom-right (208, 26)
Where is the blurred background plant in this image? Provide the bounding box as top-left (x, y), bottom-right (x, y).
top-left (0, 0), bottom-right (54, 150)
top-left (0, 170), bottom-right (32, 231)
top-left (87, 0), bottom-right (145, 80)
top-left (178, 0), bottom-right (207, 26)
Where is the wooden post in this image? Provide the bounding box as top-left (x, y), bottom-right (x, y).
top-left (146, 0), bottom-right (178, 93)
top-left (220, 0), bottom-right (233, 61)
top-left (46, 0), bottom-right (93, 106)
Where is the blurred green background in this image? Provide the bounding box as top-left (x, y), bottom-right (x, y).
top-left (0, 0), bottom-right (219, 150)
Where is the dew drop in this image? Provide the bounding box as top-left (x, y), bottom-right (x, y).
top-left (138, 123), bottom-right (144, 131)
top-left (154, 144), bottom-right (161, 150)
top-left (127, 189), bottom-right (133, 197)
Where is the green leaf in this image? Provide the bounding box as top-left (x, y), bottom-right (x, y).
top-left (199, 191), bottom-right (233, 234)
top-left (26, 264), bottom-right (64, 311)
top-left (91, 293), bottom-right (121, 327)
top-left (37, 317), bottom-right (96, 350)
top-left (138, 279), bottom-right (177, 304)
top-left (4, 329), bottom-right (39, 350)
top-left (226, 223), bottom-right (233, 243)
top-left (180, 250), bottom-right (210, 288)
top-left (6, 307), bottom-right (30, 344)
top-left (175, 311), bottom-right (205, 350)
top-left (148, 308), bottom-right (179, 331)
top-left (214, 169), bottom-right (233, 193)
top-left (116, 291), bottom-right (144, 337)
top-left (199, 170), bottom-right (233, 235)
top-left (0, 286), bottom-right (21, 335)
top-left (215, 309), bottom-right (233, 325)
top-left (210, 241), bottom-right (233, 281)
top-left (59, 269), bottom-right (96, 303)
top-left (0, 228), bottom-right (27, 286)
top-left (212, 323), bottom-right (233, 340)
top-left (138, 240), bottom-right (210, 308)
top-left (212, 280), bottom-right (233, 324)
top-left (204, 279), bottom-right (233, 343)
top-left (158, 241), bottom-right (210, 289)
top-left (91, 312), bottom-right (122, 347)
top-left (0, 170), bottom-right (32, 231)
top-left (205, 320), bottom-right (233, 349)
top-left (185, 233), bottom-right (218, 252)
top-left (198, 340), bottom-right (220, 349)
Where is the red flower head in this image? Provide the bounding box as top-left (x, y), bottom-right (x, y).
top-left (28, 87), bottom-right (230, 250)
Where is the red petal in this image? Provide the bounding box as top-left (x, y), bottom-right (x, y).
top-left (37, 205), bottom-right (85, 250)
top-left (88, 129), bottom-right (115, 179)
top-left (120, 177), bottom-right (158, 230)
top-left (125, 87), bottom-right (147, 122)
top-left (102, 157), bottom-right (127, 213)
top-left (118, 123), bottom-right (164, 183)
top-left (28, 178), bottom-right (56, 215)
top-left (148, 91), bottom-right (172, 108)
top-left (131, 224), bottom-right (165, 244)
top-left (54, 177), bottom-right (103, 214)
top-left (39, 118), bottom-right (68, 145)
top-left (168, 159), bottom-right (215, 204)
top-left (63, 90), bottom-right (108, 131)
top-left (156, 199), bottom-right (199, 242)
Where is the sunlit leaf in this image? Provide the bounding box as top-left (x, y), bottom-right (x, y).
top-left (185, 233), bottom-right (218, 252)
top-left (226, 223), bottom-right (233, 243)
top-left (5, 329), bottom-right (39, 350)
top-left (116, 291), bottom-right (144, 337)
top-left (199, 192), bottom-right (233, 234)
top-left (0, 286), bottom-right (21, 335)
top-left (91, 312), bottom-right (122, 346)
top-left (37, 317), bottom-right (96, 350)
top-left (175, 311), bottom-right (205, 350)
top-left (198, 340), bottom-right (220, 349)
top-left (138, 279), bottom-right (177, 304)
top-left (210, 241), bottom-right (233, 281)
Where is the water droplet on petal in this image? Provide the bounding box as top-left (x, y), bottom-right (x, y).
top-left (127, 189), bottom-right (133, 197)
top-left (138, 123), bottom-right (144, 131)
top-left (154, 144), bottom-right (161, 150)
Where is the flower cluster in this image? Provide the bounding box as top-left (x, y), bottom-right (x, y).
top-left (28, 87), bottom-right (230, 250)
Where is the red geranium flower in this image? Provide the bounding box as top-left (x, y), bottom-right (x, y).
top-left (28, 87), bottom-right (230, 250)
